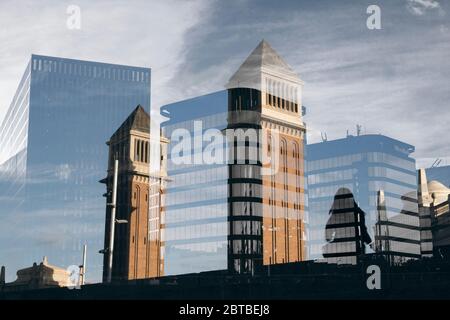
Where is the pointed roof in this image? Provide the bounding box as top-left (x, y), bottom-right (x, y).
top-left (428, 180), bottom-right (450, 194)
top-left (418, 168), bottom-right (433, 207)
top-left (428, 180), bottom-right (450, 206)
top-left (226, 40), bottom-right (302, 90)
top-left (111, 105), bottom-right (150, 138)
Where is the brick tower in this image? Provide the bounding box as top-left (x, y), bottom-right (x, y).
top-left (226, 40), bottom-right (307, 273)
top-left (101, 105), bottom-right (168, 281)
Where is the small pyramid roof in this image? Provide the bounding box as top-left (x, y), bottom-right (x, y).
top-left (111, 105), bottom-right (150, 138)
top-left (226, 40), bottom-right (301, 90)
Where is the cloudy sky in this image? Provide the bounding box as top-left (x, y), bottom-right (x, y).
top-left (1, 0), bottom-right (449, 166)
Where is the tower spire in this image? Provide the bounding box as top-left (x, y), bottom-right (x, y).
top-left (226, 40), bottom-right (302, 91)
top-left (418, 168), bottom-right (432, 207)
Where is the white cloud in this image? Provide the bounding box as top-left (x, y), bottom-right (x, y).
top-left (406, 0), bottom-right (443, 16)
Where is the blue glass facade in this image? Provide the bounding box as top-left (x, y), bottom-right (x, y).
top-left (306, 135), bottom-right (421, 265)
top-left (0, 60), bottom-right (31, 212)
top-left (426, 165), bottom-right (450, 188)
top-left (161, 91), bottom-right (229, 275)
top-left (0, 55), bottom-right (150, 282)
top-left (161, 87), bottom-right (308, 275)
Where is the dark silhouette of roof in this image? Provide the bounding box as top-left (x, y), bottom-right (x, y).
top-left (111, 105), bottom-right (150, 138)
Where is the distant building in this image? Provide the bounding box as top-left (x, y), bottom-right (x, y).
top-left (0, 55), bottom-right (151, 282)
top-left (417, 169), bottom-right (450, 259)
top-left (426, 165), bottom-right (450, 188)
top-left (101, 106), bottom-right (168, 281)
top-left (0, 257), bottom-right (71, 292)
top-left (161, 40), bottom-right (307, 276)
top-left (307, 134), bottom-right (421, 265)
top-left (418, 169), bottom-right (434, 257)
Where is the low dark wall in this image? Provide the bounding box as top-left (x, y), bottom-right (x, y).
top-left (3, 258), bottom-right (450, 300)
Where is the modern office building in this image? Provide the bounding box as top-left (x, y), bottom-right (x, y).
top-left (101, 106), bottom-right (168, 281)
top-left (162, 91), bottom-right (229, 275)
top-left (432, 196), bottom-right (450, 259)
top-left (417, 169), bottom-right (434, 257)
top-left (306, 134), bottom-right (421, 265)
top-left (0, 54), bottom-right (151, 282)
top-left (417, 169), bottom-right (450, 259)
top-left (0, 257), bottom-right (71, 292)
top-left (161, 40), bottom-right (307, 276)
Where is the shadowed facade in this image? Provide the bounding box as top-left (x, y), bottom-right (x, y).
top-left (101, 106), bottom-right (168, 281)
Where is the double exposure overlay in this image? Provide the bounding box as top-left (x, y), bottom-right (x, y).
top-left (0, 0), bottom-right (449, 302)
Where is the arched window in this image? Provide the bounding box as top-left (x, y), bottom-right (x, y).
top-left (292, 142), bottom-right (299, 159)
top-left (281, 139), bottom-right (287, 173)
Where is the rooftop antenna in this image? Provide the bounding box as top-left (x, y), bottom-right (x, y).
top-left (356, 124), bottom-right (362, 136)
top-left (79, 244), bottom-right (87, 286)
top-left (321, 132), bottom-right (328, 142)
top-left (431, 158), bottom-right (442, 168)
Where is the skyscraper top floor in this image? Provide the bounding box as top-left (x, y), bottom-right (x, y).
top-left (30, 54), bottom-right (151, 83)
top-left (307, 134), bottom-right (415, 161)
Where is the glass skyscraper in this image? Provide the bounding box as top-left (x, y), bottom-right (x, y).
top-left (161, 91), bottom-right (229, 275)
top-left (0, 54), bottom-right (150, 282)
top-left (306, 134), bottom-right (421, 265)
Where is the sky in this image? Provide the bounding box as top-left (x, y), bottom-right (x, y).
top-left (1, 0), bottom-right (449, 166)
